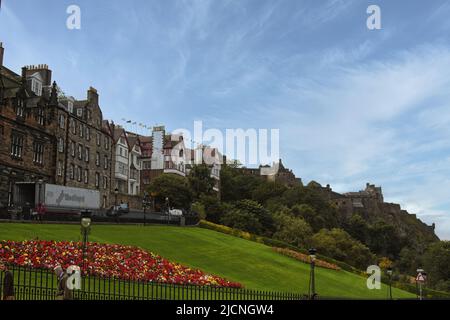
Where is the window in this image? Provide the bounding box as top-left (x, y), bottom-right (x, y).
top-left (85, 147), bottom-right (90, 163)
top-left (58, 138), bottom-right (64, 153)
top-left (85, 127), bottom-right (90, 141)
top-left (16, 99), bottom-right (25, 118)
top-left (143, 161), bottom-right (151, 170)
top-left (105, 136), bottom-right (109, 150)
top-left (11, 133), bottom-right (24, 158)
top-left (77, 166), bottom-right (82, 182)
top-left (103, 176), bottom-right (108, 190)
top-left (31, 79), bottom-right (42, 96)
top-left (84, 169), bottom-right (89, 184)
top-left (95, 173), bottom-right (100, 188)
top-left (33, 141), bottom-right (44, 164)
top-left (57, 161), bottom-right (63, 176)
top-left (118, 162), bottom-right (128, 175)
top-left (77, 108), bottom-right (83, 117)
top-left (68, 101), bottom-right (73, 113)
top-left (119, 147), bottom-right (122, 157)
top-left (78, 144), bottom-right (83, 160)
top-left (96, 152), bottom-right (100, 166)
top-left (70, 119), bottom-right (76, 135)
top-left (86, 109), bottom-right (91, 120)
top-left (104, 155), bottom-right (108, 169)
top-left (79, 124), bottom-right (84, 138)
top-left (69, 164), bottom-right (75, 180)
top-left (96, 133), bottom-right (101, 146)
top-left (59, 114), bottom-right (65, 129)
top-left (37, 108), bottom-right (45, 125)
top-left (70, 141), bottom-right (75, 157)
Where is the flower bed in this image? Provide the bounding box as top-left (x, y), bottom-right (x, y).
top-left (0, 240), bottom-right (242, 288)
top-left (272, 247), bottom-right (341, 271)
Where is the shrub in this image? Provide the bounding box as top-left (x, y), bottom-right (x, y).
top-left (272, 247), bottom-right (340, 271)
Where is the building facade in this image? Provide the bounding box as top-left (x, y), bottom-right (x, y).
top-left (0, 44), bottom-right (114, 210)
top-left (0, 59), bottom-right (57, 208)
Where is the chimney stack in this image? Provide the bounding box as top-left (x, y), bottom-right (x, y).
top-left (0, 42), bottom-right (4, 68)
top-left (24, 64), bottom-right (52, 86)
top-left (21, 66), bottom-right (28, 79)
top-left (87, 86), bottom-right (99, 105)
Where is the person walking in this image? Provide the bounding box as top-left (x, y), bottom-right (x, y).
top-left (54, 265), bottom-right (72, 300)
top-left (0, 261), bottom-right (15, 300)
top-left (36, 202), bottom-right (46, 222)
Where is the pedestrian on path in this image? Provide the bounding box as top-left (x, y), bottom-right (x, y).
top-left (0, 261), bottom-right (15, 300)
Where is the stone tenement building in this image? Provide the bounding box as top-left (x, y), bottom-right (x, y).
top-left (55, 86), bottom-right (114, 208)
top-left (0, 48), bottom-right (56, 207)
top-left (0, 43), bottom-right (114, 209)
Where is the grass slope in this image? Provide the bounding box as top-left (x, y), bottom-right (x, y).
top-left (0, 223), bottom-right (415, 299)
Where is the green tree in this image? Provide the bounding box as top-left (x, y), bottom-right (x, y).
top-left (147, 174), bottom-right (193, 210)
top-left (396, 247), bottom-right (423, 276)
top-left (273, 211), bottom-right (313, 248)
top-left (219, 200), bottom-right (274, 236)
top-left (291, 204), bottom-right (326, 232)
top-left (252, 181), bottom-right (287, 206)
top-left (311, 228), bottom-right (376, 269)
top-left (368, 221), bottom-right (403, 258)
top-left (233, 199), bottom-right (275, 236)
top-left (199, 194), bottom-right (227, 223)
top-left (423, 241), bottom-right (450, 291)
top-left (345, 214), bottom-right (370, 244)
top-left (188, 164), bottom-right (215, 200)
top-left (191, 201), bottom-right (206, 220)
top-left (220, 208), bottom-right (263, 235)
top-left (220, 165), bottom-right (262, 202)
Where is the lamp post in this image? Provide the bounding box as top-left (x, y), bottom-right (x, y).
top-left (165, 197), bottom-right (170, 225)
top-left (37, 179), bottom-right (44, 221)
top-left (114, 188), bottom-right (119, 206)
top-left (143, 192), bottom-right (150, 226)
top-left (37, 179), bottom-right (43, 205)
top-left (80, 210), bottom-right (92, 275)
top-left (308, 248), bottom-right (317, 300)
top-left (387, 267), bottom-right (393, 300)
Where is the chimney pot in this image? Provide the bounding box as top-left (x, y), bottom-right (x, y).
top-left (0, 42), bottom-right (4, 68)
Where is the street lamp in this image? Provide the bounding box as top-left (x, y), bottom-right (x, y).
top-left (114, 188), bottom-right (119, 206)
top-left (387, 267), bottom-right (393, 300)
top-left (37, 179), bottom-right (43, 205)
top-left (80, 210), bottom-right (92, 275)
top-left (165, 197), bottom-right (170, 225)
top-left (143, 192), bottom-right (150, 226)
top-left (37, 179), bottom-right (44, 221)
top-left (308, 248), bottom-right (317, 300)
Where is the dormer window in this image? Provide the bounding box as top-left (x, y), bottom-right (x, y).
top-left (68, 101), bottom-right (74, 113)
top-left (31, 78), bottom-right (42, 96)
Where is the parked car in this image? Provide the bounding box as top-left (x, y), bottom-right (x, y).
top-left (168, 208), bottom-right (183, 216)
top-left (106, 203), bottom-right (130, 217)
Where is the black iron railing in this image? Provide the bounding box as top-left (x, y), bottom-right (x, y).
top-left (0, 265), bottom-right (305, 300)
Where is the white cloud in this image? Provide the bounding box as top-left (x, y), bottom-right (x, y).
top-left (260, 44), bottom-right (450, 239)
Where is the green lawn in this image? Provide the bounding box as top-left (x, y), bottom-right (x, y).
top-left (0, 223), bottom-right (415, 299)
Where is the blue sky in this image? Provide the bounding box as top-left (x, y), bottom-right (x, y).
top-left (1, 0), bottom-right (450, 239)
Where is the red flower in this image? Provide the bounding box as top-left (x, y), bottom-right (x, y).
top-left (0, 240), bottom-right (242, 288)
